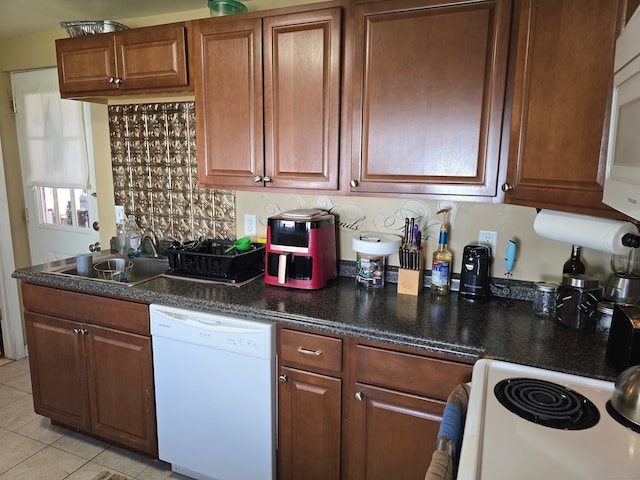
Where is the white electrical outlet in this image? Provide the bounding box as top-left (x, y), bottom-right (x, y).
top-left (479, 230), bottom-right (498, 257)
top-left (115, 205), bottom-right (126, 224)
top-left (244, 214), bottom-right (257, 236)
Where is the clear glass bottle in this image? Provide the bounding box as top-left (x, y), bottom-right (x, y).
top-left (431, 210), bottom-right (452, 296)
top-left (563, 245), bottom-right (586, 274)
top-left (116, 219), bottom-right (127, 255)
top-left (124, 215), bottom-right (141, 258)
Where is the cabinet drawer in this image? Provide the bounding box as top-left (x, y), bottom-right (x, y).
top-left (280, 329), bottom-right (342, 374)
top-left (355, 344), bottom-right (472, 401)
top-left (21, 283), bottom-right (150, 335)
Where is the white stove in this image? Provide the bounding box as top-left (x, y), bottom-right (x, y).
top-left (458, 359), bottom-right (640, 479)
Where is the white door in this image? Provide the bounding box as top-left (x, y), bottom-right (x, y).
top-left (12, 68), bottom-right (100, 265)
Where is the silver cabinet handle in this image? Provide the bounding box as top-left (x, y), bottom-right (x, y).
top-left (297, 346), bottom-right (322, 356)
top-left (108, 76), bottom-right (115, 83)
top-left (501, 183), bottom-right (513, 192)
top-left (263, 176), bottom-right (272, 183)
top-left (113, 77), bottom-right (122, 85)
top-left (89, 242), bottom-right (101, 252)
top-left (350, 179), bottom-right (359, 188)
top-left (279, 375), bottom-right (288, 383)
top-left (73, 328), bottom-right (88, 335)
top-left (355, 391), bottom-right (364, 401)
top-left (253, 176), bottom-right (263, 182)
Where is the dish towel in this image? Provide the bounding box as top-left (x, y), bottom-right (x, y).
top-left (425, 382), bottom-right (471, 480)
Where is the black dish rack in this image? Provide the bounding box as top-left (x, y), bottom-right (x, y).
top-left (164, 239), bottom-right (265, 283)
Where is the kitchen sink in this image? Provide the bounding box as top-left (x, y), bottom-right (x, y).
top-left (47, 254), bottom-right (170, 286)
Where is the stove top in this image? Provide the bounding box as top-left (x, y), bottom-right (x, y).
top-left (458, 360), bottom-right (640, 479)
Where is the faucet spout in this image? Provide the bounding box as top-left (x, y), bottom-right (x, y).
top-left (141, 228), bottom-right (160, 258)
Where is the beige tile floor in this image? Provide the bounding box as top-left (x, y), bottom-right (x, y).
top-left (0, 358), bottom-right (189, 480)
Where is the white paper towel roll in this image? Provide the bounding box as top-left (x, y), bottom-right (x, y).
top-left (533, 210), bottom-right (637, 255)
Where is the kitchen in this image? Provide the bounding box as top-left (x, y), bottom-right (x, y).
top-left (3, 0), bottom-right (640, 479)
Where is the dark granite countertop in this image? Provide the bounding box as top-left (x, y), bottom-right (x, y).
top-left (13, 259), bottom-right (620, 381)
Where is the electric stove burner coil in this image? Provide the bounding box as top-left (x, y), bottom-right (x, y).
top-left (494, 378), bottom-right (600, 430)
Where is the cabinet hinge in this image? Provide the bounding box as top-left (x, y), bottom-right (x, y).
top-left (11, 97), bottom-right (17, 114)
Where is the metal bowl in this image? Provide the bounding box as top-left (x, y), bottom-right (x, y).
top-left (93, 258), bottom-right (133, 282)
top-left (610, 365), bottom-right (640, 426)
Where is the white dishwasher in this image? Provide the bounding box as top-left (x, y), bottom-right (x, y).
top-left (150, 304), bottom-right (276, 480)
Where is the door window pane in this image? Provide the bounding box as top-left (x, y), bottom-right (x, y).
top-left (37, 187), bottom-right (90, 228)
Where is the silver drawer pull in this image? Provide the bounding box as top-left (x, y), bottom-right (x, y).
top-left (297, 346), bottom-right (322, 356)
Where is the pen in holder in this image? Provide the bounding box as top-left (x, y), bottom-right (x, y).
top-left (499, 240), bottom-right (517, 307)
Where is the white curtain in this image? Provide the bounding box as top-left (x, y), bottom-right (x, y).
top-left (19, 71), bottom-right (89, 188)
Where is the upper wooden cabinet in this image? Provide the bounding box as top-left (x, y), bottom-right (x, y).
top-left (502, 0), bottom-right (625, 217)
top-left (345, 0), bottom-right (512, 198)
top-left (193, 7), bottom-right (342, 190)
top-left (56, 23), bottom-right (190, 98)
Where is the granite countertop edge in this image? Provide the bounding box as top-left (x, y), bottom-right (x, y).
top-left (12, 265), bottom-right (619, 382)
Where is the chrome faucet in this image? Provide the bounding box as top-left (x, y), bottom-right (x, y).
top-left (140, 228), bottom-right (160, 258)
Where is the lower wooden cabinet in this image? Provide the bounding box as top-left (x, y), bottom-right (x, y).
top-left (278, 366), bottom-right (342, 480)
top-left (277, 326), bottom-right (474, 480)
top-left (22, 283), bottom-right (157, 457)
top-left (350, 384), bottom-right (445, 480)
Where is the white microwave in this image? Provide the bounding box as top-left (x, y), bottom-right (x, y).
top-left (604, 7), bottom-right (640, 221)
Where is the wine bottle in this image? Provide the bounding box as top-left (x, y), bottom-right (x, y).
top-left (563, 245), bottom-right (585, 275)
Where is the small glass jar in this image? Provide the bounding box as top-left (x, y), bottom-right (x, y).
top-left (595, 301), bottom-right (614, 335)
top-left (555, 274), bottom-right (603, 331)
top-left (533, 282), bottom-right (557, 318)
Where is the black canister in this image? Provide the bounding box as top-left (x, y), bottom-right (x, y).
top-left (555, 274), bottom-right (603, 331)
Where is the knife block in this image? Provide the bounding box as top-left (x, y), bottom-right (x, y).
top-left (397, 247), bottom-right (425, 296)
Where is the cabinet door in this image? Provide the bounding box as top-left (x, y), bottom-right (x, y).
top-left (263, 8), bottom-right (341, 190)
top-left (85, 324), bottom-right (157, 456)
top-left (347, 0), bottom-right (512, 197)
top-left (24, 312), bottom-right (91, 432)
top-left (56, 34), bottom-right (117, 95)
top-left (194, 17), bottom-right (265, 188)
top-left (278, 366), bottom-right (341, 480)
top-left (350, 383), bottom-right (444, 480)
top-left (503, 0), bottom-right (625, 217)
top-left (116, 24), bottom-right (188, 90)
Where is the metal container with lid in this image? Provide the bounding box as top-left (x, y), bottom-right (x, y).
top-left (555, 274), bottom-right (603, 331)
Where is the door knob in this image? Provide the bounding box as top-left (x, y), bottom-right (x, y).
top-left (89, 242), bottom-right (101, 252)
top-left (355, 391), bottom-right (364, 401)
top-left (501, 183), bottom-right (513, 192)
top-left (279, 375), bottom-right (288, 383)
top-left (350, 179), bottom-right (359, 188)
top-left (92, 221), bottom-right (99, 231)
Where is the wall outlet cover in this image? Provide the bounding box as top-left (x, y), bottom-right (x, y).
top-left (479, 230), bottom-right (498, 257)
top-left (244, 214), bottom-right (257, 236)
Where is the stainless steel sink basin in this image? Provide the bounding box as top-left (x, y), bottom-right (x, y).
top-left (48, 254), bottom-right (169, 286)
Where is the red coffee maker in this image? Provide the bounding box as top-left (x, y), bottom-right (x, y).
top-left (265, 209), bottom-right (337, 290)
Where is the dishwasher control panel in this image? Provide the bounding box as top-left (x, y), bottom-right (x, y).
top-left (149, 304), bottom-right (275, 358)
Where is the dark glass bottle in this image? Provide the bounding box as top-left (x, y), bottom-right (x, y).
top-left (563, 245), bottom-right (586, 274)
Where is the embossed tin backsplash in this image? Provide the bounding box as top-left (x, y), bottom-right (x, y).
top-left (109, 102), bottom-right (235, 242)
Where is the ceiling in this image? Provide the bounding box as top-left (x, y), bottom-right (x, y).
top-left (0, 0), bottom-right (209, 38)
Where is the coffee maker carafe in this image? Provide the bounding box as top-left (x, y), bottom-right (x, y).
top-left (265, 209), bottom-right (337, 290)
top-left (604, 249), bottom-right (640, 304)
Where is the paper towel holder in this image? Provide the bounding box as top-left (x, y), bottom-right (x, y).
top-left (622, 233), bottom-right (640, 249)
